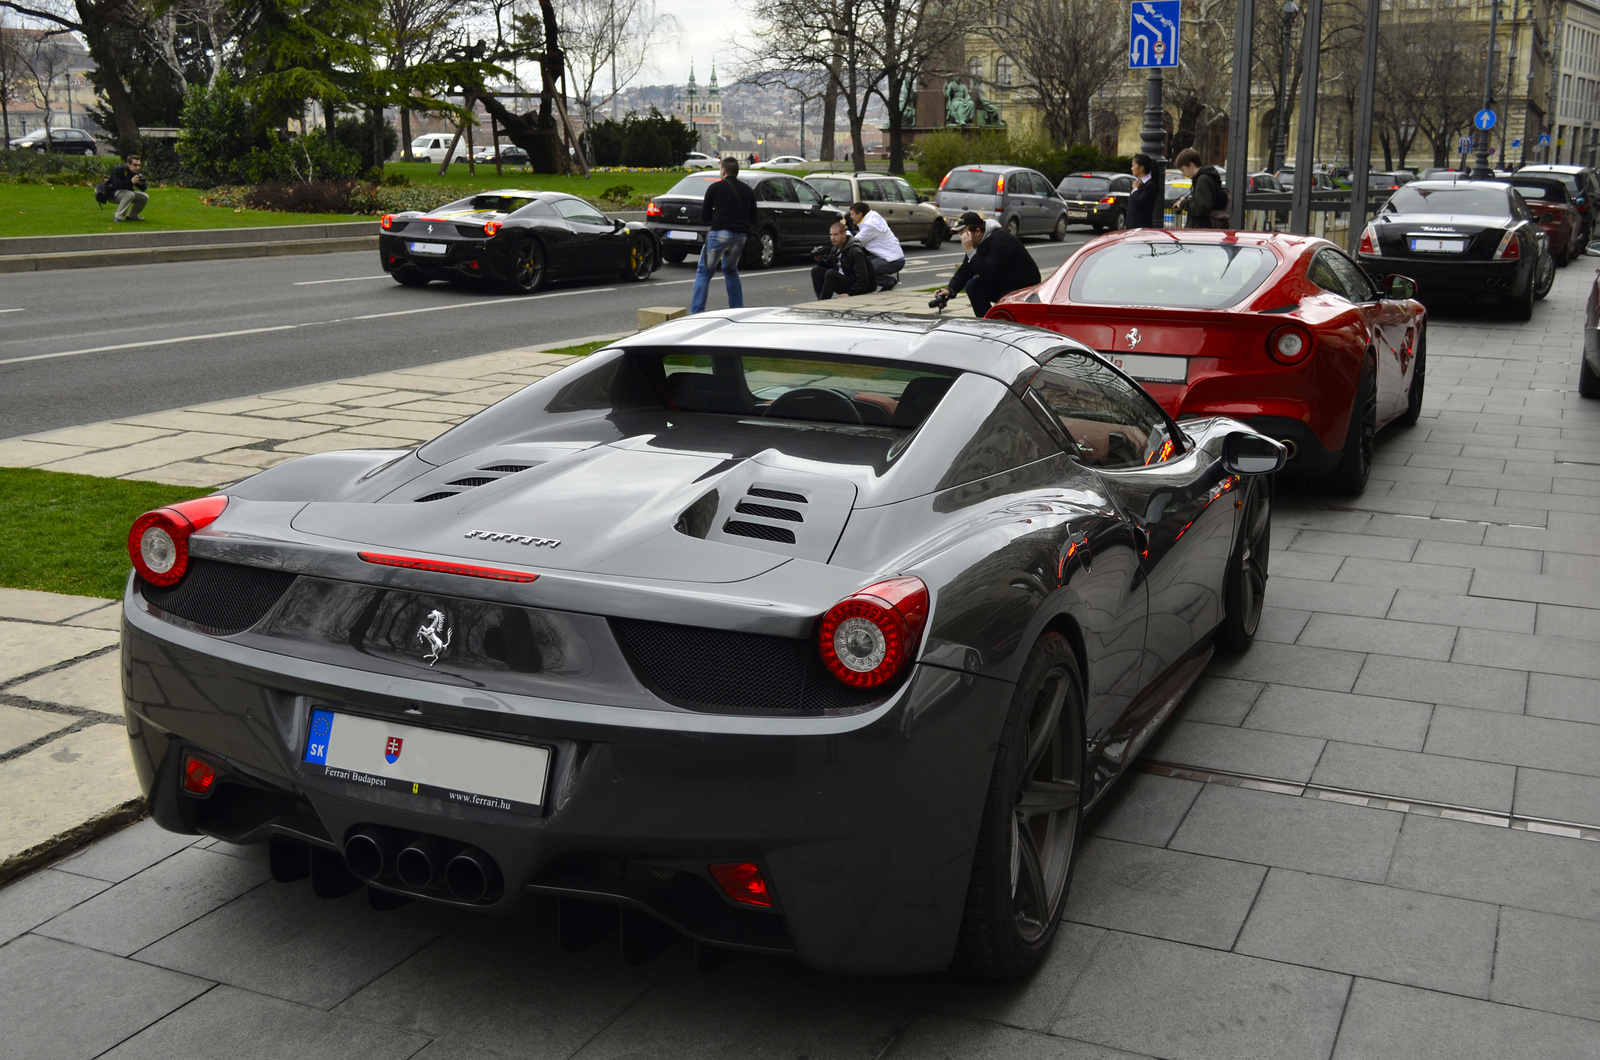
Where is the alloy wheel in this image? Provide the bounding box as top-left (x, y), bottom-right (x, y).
top-left (1009, 665), bottom-right (1082, 944)
top-left (1234, 484), bottom-right (1271, 639)
top-left (512, 241), bottom-right (545, 293)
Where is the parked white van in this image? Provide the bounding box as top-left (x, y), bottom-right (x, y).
top-left (410, 134), bottom-right (468, 164)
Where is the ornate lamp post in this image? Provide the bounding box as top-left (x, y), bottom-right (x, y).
top-left (1273, 0), bottom-right (1300, 174)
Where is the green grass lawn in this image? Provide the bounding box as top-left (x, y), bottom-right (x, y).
top-left (0, 183), bottom-right (369, 238)
top-left (0, 469), bottom-right (213, 599)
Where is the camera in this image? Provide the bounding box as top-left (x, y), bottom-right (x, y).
top-left (927, 291), bottom-right (950, 310)
top-left (811, 244), bottom-right (829, 260)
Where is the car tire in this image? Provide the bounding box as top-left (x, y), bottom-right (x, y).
top-left (1535, 251), bottom-right (1556, 299)
top-left (504, 239), bottom-right (546, 294)
top-left (1049, 215), bottom-right (1067, 242)
top-left (1580, 351), bottom-right (1600, 398)
top-left (745, 228), bottom-right (778, 269)
top-left (955, 631), bottom-right (1085, 980)
top-left (1090, 223), bottom-right (1105, 234)
top-left (1396, 327), bottom-right (1427, 427)
top-left (924, 220), bottom-right (946, 250)
top-left (620, 238), bottom-right (656, 282)
top-left (1215, 477), bottom-right (1271, 653)
top-left (1321, 357), bottom-right (1377, 495)
top-left (1006, 216), bottom-right (1023, 240)
top-left (662, 248), bottom-right (688, 265)
top-left (393, 265), bottom-right (430, 287)
top-left (1113, 210), bottom-right (1127, 231)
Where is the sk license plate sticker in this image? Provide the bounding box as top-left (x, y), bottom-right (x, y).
top-left (303, 708), bottom-right (549, 815)
top-left (408, 241), bottom-right (448, 254)
top-left (1409, 237), bottom-right (1464, 252)
top-left (665, 229), bottom-right (702, 241)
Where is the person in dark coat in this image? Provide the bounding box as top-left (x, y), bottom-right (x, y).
top-left (1174, 147), bottom-right (1224, 229)
top-left (810, 221), bottom-right (876, 299)
top-left (690, 157), bottom-right (759, 313)
top-left (933, 211), bottom-right (1042, 317)
top-left (108, 155), bottom-right (148, 222)
top-left (1126, 153), bottom-right (1160, 229)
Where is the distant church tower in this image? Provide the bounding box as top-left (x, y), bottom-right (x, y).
top-left (685, 62), bottom-right (721, 151)
top-left (686, 64), bottom-right (701, 121)
top-left (707, 65), bottom-right (722, 127)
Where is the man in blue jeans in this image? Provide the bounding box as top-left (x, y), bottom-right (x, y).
top-left (690, 157), bottom-right (758, 314)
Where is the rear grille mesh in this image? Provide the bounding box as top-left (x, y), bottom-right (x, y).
top-left (747, 487), bottom-right (806, 504)
top-left (723, 520), bottom-right (795, 544)
top-left (139, 559), bottom-right (298, 634)
top-left (734, 502), bottom-right (803, 522)
top-left (611, 618), bottom-right (884, 713)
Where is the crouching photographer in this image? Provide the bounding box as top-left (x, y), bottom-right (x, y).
top-left (809, 220), bottom-right (876, 300)
top-left (932, 211), bottom-right (1041, 317)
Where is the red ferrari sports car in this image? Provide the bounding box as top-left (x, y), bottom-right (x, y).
top-left (988, 230), bottom-right (1426, 493)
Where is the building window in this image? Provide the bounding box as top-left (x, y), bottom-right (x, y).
top-left (996, 56), bottom-right (1013, 86)
top-left (969, 56), bottom-right (984, 80)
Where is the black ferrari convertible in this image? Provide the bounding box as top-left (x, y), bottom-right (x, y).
top-left (378, 189), bottom-right (659, 293)
top-left (122, 310), bottom-right (1284, 978)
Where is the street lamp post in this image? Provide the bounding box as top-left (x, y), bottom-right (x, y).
top-left (1273, 0), bottom-right (1300, 174)
top-left (1473, 0), bottom-right (1501, 178)
top-left (1139, 66), bottom-right (1168, 228)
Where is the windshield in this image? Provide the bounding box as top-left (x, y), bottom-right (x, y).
top-left (1069, 242), bottom-right (1279, 309)
top-left (943, 170), bottom-right (998, 194)
top-left (1059, 177), bottom-right (1111, 195)
top-left (1383, 185), bottom-right (1510, 217)
top-left (666, 172), bottom-right (723, 196)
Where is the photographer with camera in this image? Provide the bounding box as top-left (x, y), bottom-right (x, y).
top-left (809, 220), bottom-right (876, 300)
top-left (846, 202), bottom-right (905, 291)
top-left (932, 211), bottom-right (1041, 317)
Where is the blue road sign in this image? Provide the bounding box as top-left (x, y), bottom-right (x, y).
top-left (1540, 133), bottom-right (1552, 146)
top-left (1129, 1), bottom-right (1181, 68)
top-left (1474, 109), bottom-right (1497, 131)
top-left (1459, 136), bottom-right (1474, 153)
top-left (1512, 138), bottom-right (1522, 148)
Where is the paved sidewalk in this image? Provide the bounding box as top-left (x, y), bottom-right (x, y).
top-left (2, 273), bottom-right (1599, 1058)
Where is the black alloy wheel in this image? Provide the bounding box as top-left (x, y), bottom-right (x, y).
top-left (956, 632), bottom-right (1085, 979)
top-left (1322, 358), bottom-right (1377, 495)
top-left (924, 220), bottom-right (946, 250)
top-left (506, 239), bottom-right (546, 294)
top-left (1535, 250), bottom-right (1556, 299)
top-left (1006, 215), bottom-right (1023, 239)
top-left (1049, 215), bottom-right (1068, 242)
top-left (1396, 327), bottom-right (1427, 426)
top-left (621, 239), bottom-right (656, 282)
top-left (1216, 478), bottom-right (1272, 652)
top-left (1113, 210), bottom-right (1128, 230)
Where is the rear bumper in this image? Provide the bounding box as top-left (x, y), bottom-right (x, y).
top-left (1358, 254), bottom-right (1527, 298)
top-left (645, 222), bottom-right (708, 254)
top-left (378, 233), bottom-right (499, 279)
top-left (121, 585), bottom-right (1008, 975)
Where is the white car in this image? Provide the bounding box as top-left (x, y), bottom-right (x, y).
top-left (683, 151), bottom-right (720, 171)
top-left (411, 134), bottom-right (468, 164)
top-left (749, 155), bottom-right (808, 170)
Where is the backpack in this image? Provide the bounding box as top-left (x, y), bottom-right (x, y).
top-left (93, 180), bottom-right (112, 207)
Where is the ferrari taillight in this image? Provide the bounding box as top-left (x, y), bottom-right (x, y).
top-left (709, 862), bottom-right (771, 906)
top-left (645, 201), bottom-right (663, 217)
top-left (1266, 324), bottom-right (1314, 366)
top-left (1358, 224), bottom-right (1379, 255)
top-left (380, 214), bottom-right (394, 229)
top-left (483, 221), bottom-right (502, 237)
top-left (1495, 231), bottom-right (1521, 259)
top-left (128, 495), bottom-right (229, 587)
top-left (818, 576), bottom-right (929, 688)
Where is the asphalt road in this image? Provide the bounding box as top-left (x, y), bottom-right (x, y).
top-left (0, 234), bottom-right (1091, 437)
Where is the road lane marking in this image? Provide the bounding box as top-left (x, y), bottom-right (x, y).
top-left (0, 308), bottom-right (24, 314)
top-left (293, 275), bottom-right (391, 285)
top-left (2, 286), bottom-right (620, 366)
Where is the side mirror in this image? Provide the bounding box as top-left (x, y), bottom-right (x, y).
top-left (1385, 274), bottom-right (1418, 300)
top-left (612, 217), bottom-right (625, 230)
top-left (1222, 431), bottom-right (1287, 476)
top-left (918, 194), bottom-right (929, 203)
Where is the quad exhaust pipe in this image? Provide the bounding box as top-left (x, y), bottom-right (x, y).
top-left (334, 827), bottom-right (503, 903)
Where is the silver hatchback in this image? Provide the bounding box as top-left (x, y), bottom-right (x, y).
top-left (935, 164), bottom-right (1069, 241)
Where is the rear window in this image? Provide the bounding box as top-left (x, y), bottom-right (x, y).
top-left (1069, 242), bottom-right (1279, 309)
top-left (942, 170), bottom-right (998, 194)
top-left (1059, 177), bottom-right (1111, 195)
top-left (809, 177), bottom-right (852, 202)
top-left (651, 353), bottom-right (957, 429)
top-left (666, 172), bottom-right (723, 196)
top-left (1527, 171), bottom-right (1583, 196)
top-left (429, 194), bottom-right (538, 215)
top-left (1384, 185), bottom-right (1511, 217)
top-left (1509, 181), bottom-right (1568, 203)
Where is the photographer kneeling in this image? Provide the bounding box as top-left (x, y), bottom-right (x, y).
top-left (933, 211), bottom-right (1041, 317)
top-left (810, 221), bottom-right (876, 300)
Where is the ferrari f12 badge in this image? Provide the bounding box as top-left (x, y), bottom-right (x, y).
top-left (384, 736), bottom-right (403, 764)
top-left (416, 609), bottom-right (451, 666)
top-left (1125, 327), bottom-right (1142, 349)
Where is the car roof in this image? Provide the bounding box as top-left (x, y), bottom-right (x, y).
top-left (950, 164), bottom-right (1036, 174)
top-left (1409, 179), bottom-right (1512, 190)
top-left (1521, 164), bottom-right (1588, 173)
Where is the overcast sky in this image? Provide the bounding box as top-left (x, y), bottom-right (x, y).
top-left (650, 0), bottom-right (747, 88)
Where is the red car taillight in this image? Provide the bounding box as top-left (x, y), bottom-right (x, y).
top-left (181, 751), bottom-right (218, 795)
top-left (939, 173), bottom-right (951, 189)
top-left (995, 175), bottom-right (1006, 196)
top-left (483, 221), bottom-right (502, 237)
top-left (380, 214), bottom-right (394, 229)
top-left (1266, 323), bottom-right (1314, 366)
top-left (1494, 231), bottom-right (1521, 259)
top-left (818, 576), bottom-right (929, 688)
top-left (645, 201), bottom-right (663, 217)
top-left (1358, 224), bottom-right (1379, 255)
top-left (709, 862), bottom-right (771, 906)
top-left (1100, 196), bottom-right (1116, 205)
top-left (128, 495), bottom-right (229, 587)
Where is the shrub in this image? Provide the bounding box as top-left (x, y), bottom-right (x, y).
top-left (175, 75), bottom-right (258, 185)
top-left (242, 179), bottom-right (377, 214)
top-left (233, 129), bottom-right (362, 185)
top-left (0, 150), bottom-right (115, 185)
top-left (911, 129), bottom-right (1128, 187)
top-left (912, 128), bottom-right (1008, 184)
top-left (380, 171), bottom-right (409, 186)
top-left (589, 109), bottom-right (698, 167)
top-left (336, 115), bottom-right (399, 172)
top-left (599, 183), bottom-right (634, 201)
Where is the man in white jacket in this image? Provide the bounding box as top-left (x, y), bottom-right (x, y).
top-left (847, 202), bottom-right (906, 291)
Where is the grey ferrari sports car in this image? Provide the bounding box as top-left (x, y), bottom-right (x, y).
top-left (122, 309), bottom-right (1284, 978)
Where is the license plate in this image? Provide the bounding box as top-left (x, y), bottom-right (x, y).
top-left (1410, 238), bottom-right (1464, 252)
top-left (303, 708), bottom-right (549, 815)
top-left (408, 241), bottom-right (448, 254)
top-left (1068, 208), bottom-right (1088, 216)
top-left (666, 230), bottom-right (702, 242)
top-left (1106, 353), bottom-right (1188, 383)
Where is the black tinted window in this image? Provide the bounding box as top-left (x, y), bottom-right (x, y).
top-left (1059, 177), bottom-right (1111, 194)
top-left (1030, 353), bottom-right (1180, 470)
top-left (793, 180), bottom-right (824, 205)
top-left (759, 179), bottom-right (797, 203)
top-left (666, 173), bottom-right (722, 196)
top-left (1384, 185), bottom-right (1511, 217)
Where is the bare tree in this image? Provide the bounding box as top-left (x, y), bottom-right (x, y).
top-left (1385, 1), bottom-right (1484, 167)
top-left (1165, 0), bottom-right (1234, 155)
top-left (1, 0), bottom-right (147, 149)
top-left (862, 0), bottom-right (964, 173)
top-left (17, 27), bottom-right (71, 145)
top-left (738, 0), bottom-right (877, 166)
top-left (381, 0), bottom-right (464, 159)
top-left (560, 0), bottom-right (675, 159)
top-left (977, 0), bottom-right (1125, 145)
top-left (0, 17), bottom-right (26, 141)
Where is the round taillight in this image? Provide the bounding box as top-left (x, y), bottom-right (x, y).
top-left (128, 495), bottom-right (229, 587)
top-left (645, 201), bottom-right (663, 217)
top-left (1267, 324), bottom-right (1313, 366)
top-left (483, 220), bottom-right (502, 237)
top-left (818, 576), bottom-right (929, 688)
top-left (380, 214), bottom-right (394, 229)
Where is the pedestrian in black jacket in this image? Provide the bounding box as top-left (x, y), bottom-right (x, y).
top-left (690, 157), bottom-right (759, 313)
top-left (1126, 153), bottom-right (1160, 229)
top-left (934, 211), bottom-right (1042, 317)
top-left (1174, 148), bottom-right (1224, 229)
top-left (810, 221), bottom-right (876, 299)
top-left (108, 155), bottom-right (148, 223)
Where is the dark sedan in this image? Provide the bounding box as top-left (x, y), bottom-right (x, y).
top-left (121, 309), bottom-right (1285, 979)
top-left (1057, 172), bottom-right (1134, 232)
top-left (646, 170), bottom-right (844, 268)
top-left (1505, 174), bottom-right (1583, 265)
top-left (1517, 164), bottom-right (1600, 251)
top-left (1358, 180), bottom-right (1554, 319)
top-left (378, 190), bottom-right (659, 293)
top-left (8, 127), bottom-right (97, 154)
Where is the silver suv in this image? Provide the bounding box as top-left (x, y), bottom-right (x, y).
top-left (935, 164), bottom-right (1069, 241)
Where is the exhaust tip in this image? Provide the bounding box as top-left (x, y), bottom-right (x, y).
top-left (1278, 438), bottom-right (1300, 461)
top-left (344, 831), bottom-right (386, 881)
top-left (396, 840), bottom-right (444, 890)
top-left (445, 850), bottom-right (502, 903)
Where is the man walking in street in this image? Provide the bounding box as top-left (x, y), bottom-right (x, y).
top-left (1127, 153), bottom-right (1160, 229)
top-left (932, 211), bottom-right (1041, 317)
top-left (846, 202), bottom-right (905, 290)
top-left (690, 157), bottom-right (758, 314)
top-left (1174, 148), bottom-right (1224, 229)
top-left (109, 155), bottom-right (149, 223)
top-left (810, 220), bottom-right (876, 300)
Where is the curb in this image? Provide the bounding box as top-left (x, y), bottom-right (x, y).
top-left (0, 800), bottom-right (146, 887)
top-left (0, 235), bottom-right (379, 273)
